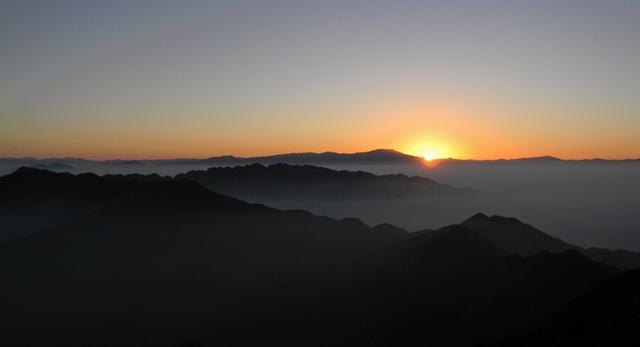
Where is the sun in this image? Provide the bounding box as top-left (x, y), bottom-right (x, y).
top-left (401, 139), bottom-right (454, 163)
top-left (421, 150), bottom-right (440, 162)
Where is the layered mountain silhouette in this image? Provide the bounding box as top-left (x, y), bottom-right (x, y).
top-left (0, 168), bottom-right (409, 346)
top-left (0, 165), bottom-right (465, 242)
top-left (175, 163), bottom-right (470, 200)
top-left (196, 148), bottom-right (422, 166)
top-left (306, 232), bottom-right (615, 346)
top-left (0, 167), bottom-right (165, 242)
top-left (3, 149), bottom-right (638, 176)
top-left (2, 168), bottom-right (639, 267)
top-left (0, 149), bottom-right (422, 170)
top-left (29, 162), bottom-right (75, 171)
top-left (458, 213), bottom-right (640, 270)
top-left (0, 168), bottom-right (638, 346)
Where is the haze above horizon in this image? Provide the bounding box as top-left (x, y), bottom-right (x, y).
top-left (2, 148), bottom-right (638, 162)
top-left (1, 1), bottom-right (638, 160)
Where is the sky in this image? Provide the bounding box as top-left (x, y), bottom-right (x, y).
top-left (1, 0), bottom-right (638, 160)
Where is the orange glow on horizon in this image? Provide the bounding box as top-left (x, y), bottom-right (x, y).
top-left (400, 138), bottom-right (456, 163)
top-left (2, 87), bottom-right (638, 160)
top-left (420, 149), bottom-right (444, 162)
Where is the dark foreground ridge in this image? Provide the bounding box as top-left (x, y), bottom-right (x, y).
top-left (0, 168), bottom-right (638, 346)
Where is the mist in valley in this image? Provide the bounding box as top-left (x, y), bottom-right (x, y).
top-left (3, 159), bottom-right (638, 251)
top-left (287, 162), bottom-right (640, 251)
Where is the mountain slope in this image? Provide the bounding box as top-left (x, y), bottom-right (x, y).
top-left (0, 165), bottom-right (466, 243)
top-left (546, 268), bottom-right (640, 346)
top-left (0, 209), bottom-right (616, 347)
top-left (0, 167), bottom-right (168, 242)
top-left (175, 163), bottom-right (469, 200)
top-left (500, 269), bottom-right (640, 346)
top-left (458, 213), bottom-right (640, 270)
top-left (0, 168), bottom-right (630, 346)
top-left (0, 169), bottom-right (410, 346)
top-left (462, 213), bottom-right (576, 256)
top-left (291, 225), bottom-right (616, 346)
top-left (581, 247), bottom-right (640, 271)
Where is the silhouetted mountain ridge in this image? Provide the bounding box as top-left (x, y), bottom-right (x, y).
top-left (0, 167), bottom-right (243, 242)
top-left (3, 168), bottom-right (639, 270)
top-left (3, 150), bottom-right (639, 172)
top-left (0, 167), bottom-right (635, 346)
top-left (434, 156), bottom-right (640, 165)
top-left (462, 213), bottom-right (575, 256)
top-left (301, 224), bottom-right (615, 346)
top-left (175, 163), bottom-right (469, 200)
top-left (201, 148), bottom-right (419, 164)
top-left (450, 213), bottom-right (640, 270)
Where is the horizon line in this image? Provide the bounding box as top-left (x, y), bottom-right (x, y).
top-left (1, 149), bottom-right (639, 162)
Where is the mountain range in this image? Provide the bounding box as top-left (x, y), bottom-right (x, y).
top-left (1, 149), bottom-right (639, 177)
top-left (0, 167), bottom-right (639, 346)
top-left (0, 165), bottom-right (465, 243)
top-left (175, 163), bottom-right (471, 200)
top-left (2, 167), bottom-right (638, 269)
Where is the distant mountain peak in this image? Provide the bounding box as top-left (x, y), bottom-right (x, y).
top-left (371, 223), bottom-right (407, 235)
top-left (365, 148), bottom-right (410, 155)
top-left (465, 213), bottom-right (490, 222)
top-left (7, 167), bottom-right (79, 182)
top-left (506, 155), bottom-right (562, 161)
top-left (13, 166), bottom-right (53, 175)
top-left (463, 213), bottom-right (522, 226)
top-left (460, 213), bottom-right (575, 257)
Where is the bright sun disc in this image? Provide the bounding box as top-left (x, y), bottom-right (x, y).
top-left (403, 141), bottom-right (452, 163)
top-left (421, 149), bottom-right (442, 162)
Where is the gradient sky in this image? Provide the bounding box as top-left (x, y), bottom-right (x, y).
top-left (1, 0), bottom-right (638, 159)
